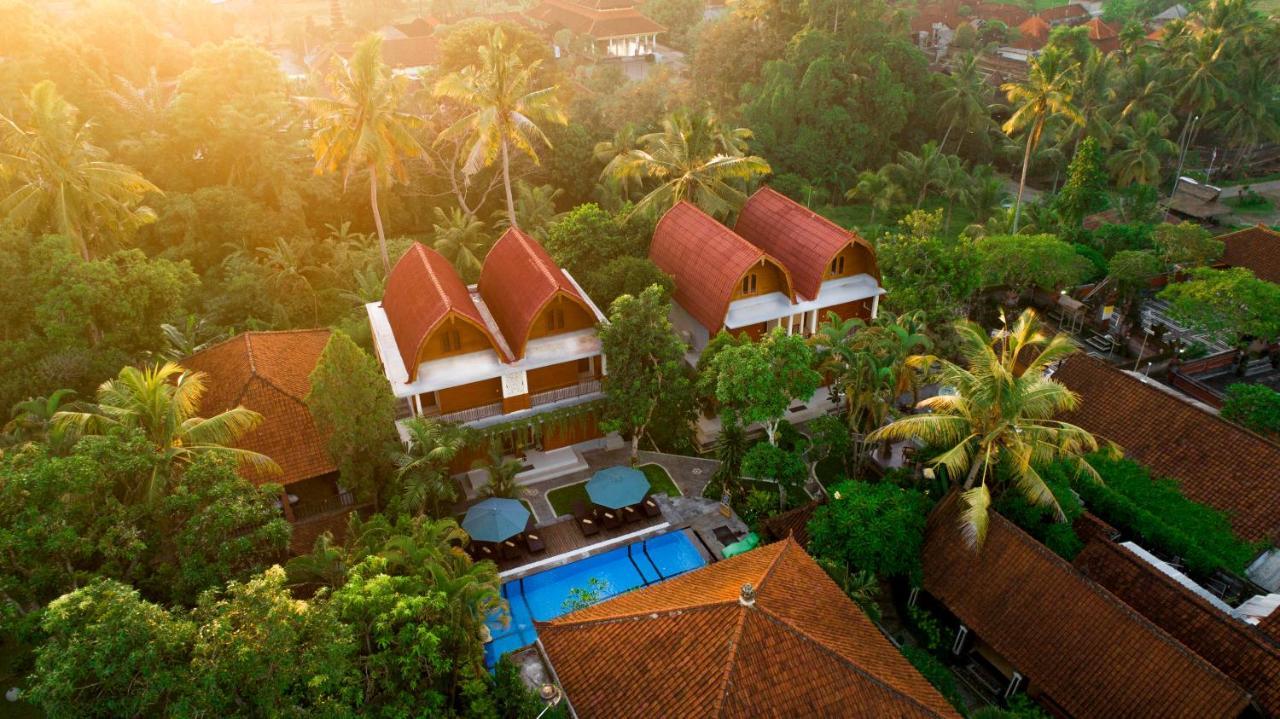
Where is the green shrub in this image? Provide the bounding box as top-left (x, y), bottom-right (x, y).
top-left (906, 604), bottom-right (946, 652)
top-left (1221, 383), bottom-right (1280, 437)
top-left (995, 462), bottom-right (1084, 560)
top-left (1071, 454), bottom-right (1260, 575)
top-left (807, 481), bottom-right (930, 581)
top-left (901, 645), bottom-right (965, 713)
top-left (738, 489), bottom-right (777, 530)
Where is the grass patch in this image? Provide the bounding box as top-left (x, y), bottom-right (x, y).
top-left (1225, 193), bottom-right (1276, 214)
top-left (546, 465), bottom-right (681, 517)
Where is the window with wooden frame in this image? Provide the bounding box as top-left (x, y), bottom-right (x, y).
top-left (441, 329), bottom-right (462, 353)
top-left (741, 273), bottom-right (758, 295)
top-left (547, 307), bottom-right (566, 331)
top-left (829, 255), bottom-right (846, 275)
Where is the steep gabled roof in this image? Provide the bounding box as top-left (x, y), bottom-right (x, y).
top-left (477, 227), bottom-right (589, 360)
top-left (383, 243), bottom-right (504, 377)
top-left (1083, 16), bottom-right (1118, 38)
top-left (184, 330), bottom-right (336, 487)
top-left (1014, 15), bottom-right (1051, 47)
top-left (1075, 538), bottom-right (1280, 716)
top-left (1218, 225), bottom-right (1280, 285)
top-left (539, 539), bottom-right (961, 719)
top-left (1053, 354), bottom-right (1280, 544)
top-left (735, 186), bottom-right (879, 300)
top-left (1038, 3), bottom-right (1088, 22)
top-left (650, 201), bottom-right (792, 333)
top-left (971, 2), bottom-right (1031, 25)
top-left (923, 497), bottom-right (1251, 719)
top-left (525, 0), bottom-right (666, 38)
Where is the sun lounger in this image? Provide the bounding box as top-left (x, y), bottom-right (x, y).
top-left (523, 517), bottom-right (545, 554)
top-left (622, 505), bottom-right (641, 523)
top-left (600, 508), bottom-right (622, 530)
top-left (573, 500), bottom-right (599, 536)
top-left (501, 540), bottom-right (522, 561)
top-left (641, 495), bottom-right (661, 518)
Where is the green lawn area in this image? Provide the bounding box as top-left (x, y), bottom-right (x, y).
top-left (546, 464), bottom-right (681, 517)
top-left (819, 198), bottom-right (978, 238)
top-left (1225, 194), bottom-right (1276, 214)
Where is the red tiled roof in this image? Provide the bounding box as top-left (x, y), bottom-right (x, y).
top-left (525, 0), bottom-right (666, 38)
top-left (384, 243), bottom-right (503, 376)
top-left (1083, 16), bottom-right (1118, 38)
top-left (650, 201), bottom-right (791, 334)
top-left (1074, 538), bottom-right (1280, 716)
top-left (184, 330), bottom-right (336, 487)
top-left (1053, 354), bottom-right (1280, 544)
top-left (1038, 3), bottom-right (1088, 22)
top-left (1262, 608), bottom-right (1280, 643)
top-left (539, 538), bottom-right (960, 719)
top-left (394, 16), bottom-right (440, 36)
top-left (478, 227), bottom-right (588, 360)
top-left (735, 186), bottom-right (879, 300)
top-left (1014, 15), bottom-right (1051, 47)
top-left (760, 499), bottom-right (821, 547)
top-left (1218, 225), bottom-right (1280, 285)
top-left (923, 496), bottom-right (1251, 719)
top-left (380, 35), bottom-right (440, 69)
top-left (971, 2), bottom-right (1031, 25)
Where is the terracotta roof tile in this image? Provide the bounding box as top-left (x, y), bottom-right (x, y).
top-left (760, 499), bottom-right (821, 547)
top-left (1013, 15), bottom-right (1051, 48)
top-left (1261, 608), bottom-right (1280, 643)
top-left (540, 539), bottom-right (960, 718)
top-left (383, 243), bottom-right (503, 376)
top-left (1038, 4), bottom-right (1088, 21)
top-left (1053, 354), bottom-right (1280, 544)
top-left (525, 0), bottom-right (666, 38)
top-left (184, 330), bottom-right (336, 486)
top-left (380, 35), bottom-right (440, 68)
top-left (650, 201), bottom-right (790, 334)
top-left (1074, 538), bottom-right (1280, 716)
top-left (923, 496), bottom-right (1251, 719)
top-left (971, 2), bottom-right (1031, 25)
top-left (734, 186), bottom-right (879, 300)
top-left (478, 227), bottom-right (588, 359)
top-left (1218, 225), bottom-right (1280, 285)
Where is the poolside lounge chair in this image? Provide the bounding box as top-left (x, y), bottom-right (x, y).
top-left (523, 518), bottom-right (545, 554)
top-left (641, 494), bottom-right (661, 518)
top-left (622, 505), bottom-right (641, 523)
top-left (475, 542), bottom-right (498, 561)
top-left (572, 500), bottom-right (599, 537)
top-left (599, 508), bottom-right (623, 530)
top-left (501, 539), bottom-right (522, 561)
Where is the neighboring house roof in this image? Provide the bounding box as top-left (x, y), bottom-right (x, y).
top-left (923, 496), bottom-right (1251, 719)
top-left (526, 0), bottom-right (666, 39)
top-left (1153, 3), bottom-right (1190, 22)
top-left (539, 538), bottom-right (961, 719)
top-left (760, 499), bottom-right (821, 547)
top-left (394, 16), bottom-right (440, 36)
top-left (734, 186), bottom-right (880, 300)
top-left (183, 330), bottom-right (337, 487)
top-left (972, 2), bottom-right (1031, 26)
top-left (1075, 538), bottom-right (1280, 716)
top-left (477, 227), bottom-right (588, 360)
top-left (650, 201), bottom-right (789, 334)
top-left (384, 243), bottom-right (504, 376)
top-left (1262, 607), bottom-right (1280, 643)
top-left (1039, 3), bottom-right (1089, 22)
top-left (1053, 354), bottom-right (1280, 545)
top-left (1084, 16), bottom-right (1120, 51)
top-left (1014, 15), bottom-right (1051, 47)
top-left (380, 35), bottom-right (440, 69)
top-left (1169, 178), bottom-right (1231, 218)
top-left (1218, 225), bottom-right (1280, 285)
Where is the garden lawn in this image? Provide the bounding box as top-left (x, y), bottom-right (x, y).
top-left (1225, 194), bottom-right (1276, 214)
top-left (546, 464), bottom-right (681, 517)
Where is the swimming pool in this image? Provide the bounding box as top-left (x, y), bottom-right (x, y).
top-left (484, 530), bottom-right (708, 666)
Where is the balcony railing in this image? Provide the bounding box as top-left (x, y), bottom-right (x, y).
top-left (530, 379), bottom-right (602, 408)
top-left (431, 401), bottom-right (505, 424)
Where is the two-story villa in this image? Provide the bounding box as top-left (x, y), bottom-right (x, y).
top-left (650, 187), bottom-right (884, 360)
top-left (366, 228), bottom-right (610, 484)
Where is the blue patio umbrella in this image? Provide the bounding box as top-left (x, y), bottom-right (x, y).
top-left (586, 466), bottom-right (651, 509)
top-left (462, 498), bottom-right (530, 543)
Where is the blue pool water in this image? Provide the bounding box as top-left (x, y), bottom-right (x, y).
top-left (484, 530), bottom-right (707, 666)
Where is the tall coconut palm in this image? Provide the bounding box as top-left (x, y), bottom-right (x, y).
top-left (845, 169), bottom-right (903, 225)
top-left (1109, 111), bottom-right (1178, 187)
top-left (963, 164), bottom-right (1010, 224)
top-left (492, 181), bottom-right (564, 237)
top-left (3, 389), bottom-right (77, 451)
top-left (431, 206), bottom-right (490, 282)
top-left (594, 123), bottom-right (644, 201)
top-left (938, 154), bottom-right (973, 233)
top-left (1217, 62), bottom-right (1280, 171)
top-left (0, 81), bottom-right (158, 260)
top-left (1002, 48), bottom-right (1082, 232)
top-left (390, 417), bottom-right (472, 517)
top-left (53, 362), bottom-right (279, 504)
top-left (1063, 50), bottom-right (1117, 153)
top-left (1113, 55), bottom-right (1172, 122)
top-left (302, 34), bottom-right (423, 274)
top-left (434, 28), bottom-right (567, 228)
top-left (933, 53), bottom-right (992, 154)
top-left (868, 309), bottom-right (1102, 547)
top-left (601, 109), bottom-right (771, 219)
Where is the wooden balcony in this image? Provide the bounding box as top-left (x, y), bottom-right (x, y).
top-left (427, 401), bottom-right (505, 424)
top-left (530, 378), bottom-right (602, 408)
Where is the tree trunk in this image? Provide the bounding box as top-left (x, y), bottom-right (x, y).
top-left (940, 118), bottom-right (956, 153)
top-left (1012, 128), bottom-right (1035, 233)
top-left (630, 432), bottom-right (640, 464)
top-left (501, 139), bottom-right (517, 228)
top-left (370, 166), bottom-right (390, 274)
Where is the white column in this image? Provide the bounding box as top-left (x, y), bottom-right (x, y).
top-left (871, 294), bottom-right (880, 320)
top-left (809, 309), bottom-right (818, 335)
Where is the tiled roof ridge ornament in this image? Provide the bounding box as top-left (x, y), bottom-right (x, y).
top-left (739, 582), bottom-right (756, 607)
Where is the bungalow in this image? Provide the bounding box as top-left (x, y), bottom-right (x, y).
top-left (526, 0), bottom-right (665, 59)
top-left (366, 228), bottom-right (610, 484)
top-left (538, 538), bottom-right (961, 718)
top-left (921, 496), bottom-right (1252, 718)
top-left (1082, 17), bottom-right (1121, 53)
top-left (183, 329), bottom-right (357, 552)
top-left (649, 188), bottom-right (883, 359)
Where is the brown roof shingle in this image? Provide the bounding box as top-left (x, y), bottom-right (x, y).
top-left (734, 186), bottom-right (879, 300)
top-left (1053, 354), bottom-right (1280, 544)
top-left (1219, 225), bottom-right (1280, 285)
top-left (540, 538), bottom-right (960, 719)
top-left (760, 499), bottom-right (821, 547)
top-left (923, 496), bottom-right (1250, 719)
top-left (525, 0), bottom-right (666, 38)
top-left (183, 330), bottom-right (336, 487)
top-left (1074, 538), bottom-right (1280, 716)
top-left (650, 201), bottom-right (791, 334)
top-left (477, 227), bottom-right (590, 359)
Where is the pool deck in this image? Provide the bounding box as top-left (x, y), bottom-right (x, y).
top-left (494, 515), bottom-right (670, 577)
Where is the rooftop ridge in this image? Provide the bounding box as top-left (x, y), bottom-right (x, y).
top-left (414, 243), bottom-right (454, 312)
top-left (753, 186), bottom-right (871, 248)
top-left (709, 601), bottom-right (751, 718)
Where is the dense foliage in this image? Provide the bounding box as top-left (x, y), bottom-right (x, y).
top-left (1220, 383), bottom-right (1280, 437)
top-left (807, 480), bottom-right (930, 582)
